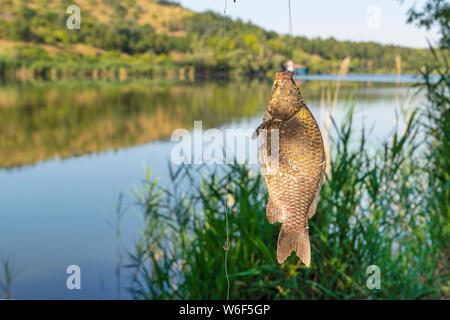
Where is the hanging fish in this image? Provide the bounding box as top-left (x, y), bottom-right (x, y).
top-left (254, 71), bottom-right (326, 266)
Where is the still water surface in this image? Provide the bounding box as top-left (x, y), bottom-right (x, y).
top-left (0, 77), bottom-right (424, 299)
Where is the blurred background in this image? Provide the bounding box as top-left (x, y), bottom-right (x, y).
top-left (0, 0), bottom-right (448, 299)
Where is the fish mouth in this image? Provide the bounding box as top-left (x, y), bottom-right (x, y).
top-left (275, 71), bottom-right (295, 83)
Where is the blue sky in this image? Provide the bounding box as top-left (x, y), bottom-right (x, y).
top-left (177, 0), bottom-right (438, 48)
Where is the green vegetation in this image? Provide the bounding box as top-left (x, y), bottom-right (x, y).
top-left (0, 258), bottom-right (19, 299)
top-left (417, 48), bottom-right (449, 282)
top-left (125, 104), bottom-right (447, 299)
top-left (406, 0), bottom-right (450, 298)
top-left (0, 0), bottom-right (435, 80)
top-left (401, 0), bottom-right (449, 49)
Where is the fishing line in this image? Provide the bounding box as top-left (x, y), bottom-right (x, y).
top-left (223, 0), bottom-right (231, 301)
top-left (288, 0), bottom-right (294, 60)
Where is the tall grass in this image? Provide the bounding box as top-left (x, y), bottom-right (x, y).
top-left (106, 192), bottom-right (126, 300)
top-left (418, 46), bottom-right (449, 295)
top-left (125, 103), bottom-right (447, 299)
top-left (0, 258), bottom-right (19, 299)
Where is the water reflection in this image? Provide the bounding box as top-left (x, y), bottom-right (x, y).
top-left (0, 79), bottom-right (413, 169)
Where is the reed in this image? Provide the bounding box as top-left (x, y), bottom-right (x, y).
top-left (0, 258), bottom-right (19, 299)
top-left (418, 46), bottom-right (449, 295)
top-left (321, 56), bottom-right (351, 171)
top-left (106, 192), bottom-right (126, 300)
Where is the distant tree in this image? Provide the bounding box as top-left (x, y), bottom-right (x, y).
top-left (11, 2), bottom-right (36, 41)
top-left (400, 0), bottom-right (450, 48)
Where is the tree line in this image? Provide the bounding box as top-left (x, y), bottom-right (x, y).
top-left (0, 0), bottom-right (435, 78)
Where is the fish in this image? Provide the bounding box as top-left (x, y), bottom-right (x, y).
top-left (254, 71), bottom-right (326, 266)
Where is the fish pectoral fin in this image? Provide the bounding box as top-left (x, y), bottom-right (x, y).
top-left (307, 191), bottom-right (320, 219)
top-left (277, 227), bottom-right (310, 266)
top-left (266, 198), bottom-right (282, 224)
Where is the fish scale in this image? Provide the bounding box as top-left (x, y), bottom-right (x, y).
top-left (255, 71), bottom-right (326, 265)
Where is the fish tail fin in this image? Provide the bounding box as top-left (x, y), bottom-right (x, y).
top-left (277, 227), bottom-right (310, 266)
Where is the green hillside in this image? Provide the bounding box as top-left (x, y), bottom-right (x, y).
top-left (0, 0), bottom-right (434, 79)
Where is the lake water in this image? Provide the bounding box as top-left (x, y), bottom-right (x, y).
top-left (295, 73), bottom-right (438, 83)
top-left (0, 76), bottom-right (425, 299)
